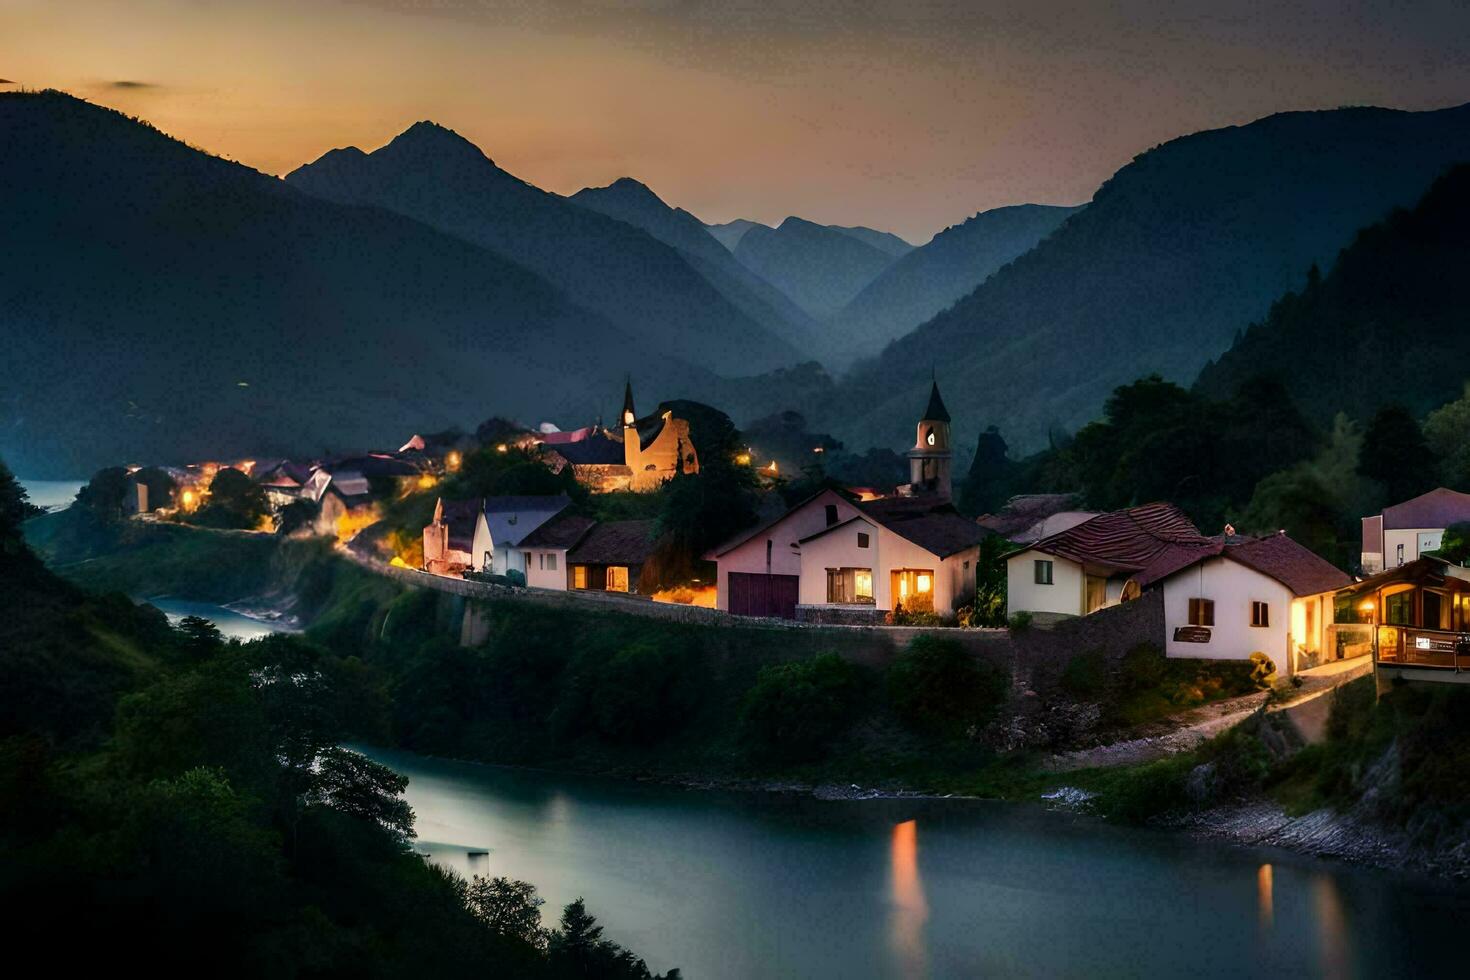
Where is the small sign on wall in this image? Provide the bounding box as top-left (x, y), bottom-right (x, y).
top-left (1173, 625), bottom-right (1212, 643)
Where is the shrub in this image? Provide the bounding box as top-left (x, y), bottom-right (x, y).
top-left (1117, 643), bottom-right (1167, 693)
top-left (1060, 649), bottom-right (1108, 698)
top-left (738, 653), bottom-right (868, 762)
top-left (1007, 611), bottom-right (1033, 632)
top-left (885, 635), bottom-right (1008, 738)
top-left (1093, 755), bottom-right (1193, 823)
top-left (590, 637), bottom-right (704, 744)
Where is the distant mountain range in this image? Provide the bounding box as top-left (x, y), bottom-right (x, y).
top-left (0, 92), bottom-right (785, 477)
top-left (285, 123), bottom-right (808, 374)
top-left (732, 216), bottom-right (900, 319)
top-left (831, 102), bottom-right (1470, 455)
top-left (827, 204), bottom-right (1081, 366)
top-left (1194, 163), bottom-right (1470, 423)
top-left (569, 178), bottom-right (821, 351)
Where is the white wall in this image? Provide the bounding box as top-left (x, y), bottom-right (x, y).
top-left (1383, 527), bottom-right (1443, 567)
top-left (525, 549), bottom-right (568, 590)
top-left (1161, 556), bottom-right (1292, 669)
top-left (471, 514), bottom-right (493, 572)
top-left (715, 490), bottom-right (863, 609)
top-left (1006, 550), bottom-right (1085, 618)
top-left (795, 518), bottom-right (974, 612)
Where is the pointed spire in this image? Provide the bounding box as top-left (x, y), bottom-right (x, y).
top-left (621, 376), bottom-right (636, 427)
top-left (922, 379), bottom-right (951, 423)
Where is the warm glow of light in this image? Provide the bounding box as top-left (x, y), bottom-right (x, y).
top-left (813, 446), bottom-right (824, 453)
top-left (417, 474), bottom-right (437, 490)
top-left (253, 513), bottom-right (276, 533)
top-left (1359, 600), bottom-right (1375, 612)
top-left (1257, 863), bottom-right (1273, 932)
top-left (180, 489), bottom-right (197, 508)
top-left (889, 820), bottom-right (927, 977)
top-left (651, 585), bottom-right (717, 607)
top-left (917, 574), bottom-right (931, 594)
top-left (735, 453), bottom-right (751, 466)
top-left (765, 460), bottom-right (778, 474)
top-left (389, 556), bottom-right (410, 569)
top-left (239, 460), bottom-right (255, 475)
top-left (446, 451), bottom-right (462, 472)
top-left (335, 505), bottom-right (381, 544)
top-left (497, 443), bottom-right (508, 453)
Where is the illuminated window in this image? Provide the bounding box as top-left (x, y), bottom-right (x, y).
top-left (1251, 601), bottom-right (1270, 628)
top-left (1188, 597), bottom-right (1214, 626)
top-left (826, 567), bottom-right (874, 604)
top-left (607, 566), bottom-right (630, 592)
top-left (892, 569), bottom-right (935, 612)
top-left (917, 573), bottom-right (932, 594)
top-left (1034, 559), bottom-right (1054, 585)
top-left (573, 566), bottom-right (588, 589)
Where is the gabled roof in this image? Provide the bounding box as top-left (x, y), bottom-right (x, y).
top-left (1380, 487), bottom-right (1470, 530)
top-left (567, 520), bottom-right (658, 565)
top-left (921, 380), bottom-right (951, 423)
top-left (978, 493), bottom-right (1097, 543)
top-left (1024, 502), bottom-right (1209, 580)
top-left (550, 430), bottom-right (626, 466)
top-left (1222, 533), bottom-right (1353, 597)
top-left (518, 511), bottom-right (597, 550)
top-left (854, 497), bottom-right (990, 559)
top-left (708, 487), bottom-right (850, 558)
top-left (480, 495), bottom-right (571, 549)
top-left (537, 426), bottom-right (595, 446)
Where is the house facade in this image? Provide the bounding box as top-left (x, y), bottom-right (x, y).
top-left (1007, 504), bottom-right (1352, 675)
top-left (711, 382), bottom-right (989, 622)
top-left (565, 519), bottom-right (658, 594)
top-left (422, 497), bottom-right (480, 575)
top-left (468, 495), bottom-right (573, 578)
top-left (1360, 487), bottom-right (1470, 573)
top-left (1337, 557), bottom-right (1470, 685)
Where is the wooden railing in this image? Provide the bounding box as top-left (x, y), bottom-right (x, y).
top-left (1374, 625), bottom-right (1470, 670)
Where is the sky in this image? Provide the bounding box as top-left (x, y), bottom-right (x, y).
top-left (6, 0), bottom-right (1470, 241)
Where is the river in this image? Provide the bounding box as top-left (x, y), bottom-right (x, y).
top-left (362, 746), bottom-right (1470, 979)
top-left (143, 597), bottom-right (297, 641)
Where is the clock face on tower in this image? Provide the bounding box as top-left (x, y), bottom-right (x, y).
top-left (926, 427), bottom-right (936, 446)
top-left (624, 411), bottom-right (635, 425)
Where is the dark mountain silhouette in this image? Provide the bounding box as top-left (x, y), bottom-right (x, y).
top-left (1194, 164), bottom-right (1470, 423)
top-left (705, 218), bottom-right (765, 251)
top-left (828, 204), bottom-right (1081, 366)
top-left (733, 216), bottom-right (897, 318)
top-left (0, 91), bottom-right (721, 477)
top-left (833, 102), bottom-right (1470, 455)
top-left (285, 123), bottom-right (808, 373)
top-left (825, 224), bottom-right (913, 258)
top-left (570, 177), bottom-right (821, 350)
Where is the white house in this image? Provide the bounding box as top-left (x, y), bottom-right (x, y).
top-left (1360, 487), bottom-right (1470, 573)
top-left (470, 495), bottom-right (573, 578)
top-left (515, 511), bottom-right (597, 590)
top-left (1006, 503), bottom-right (1353, 675)
top-left (710, 382), bottom-right (988, 621)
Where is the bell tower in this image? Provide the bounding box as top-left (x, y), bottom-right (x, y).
top-left (906, 379), bottom-right (953, 500)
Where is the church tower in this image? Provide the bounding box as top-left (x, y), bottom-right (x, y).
top-left (620, 377), bottom-right (642, 472)
top-left (620, 378), bottom-right (637, 428)
top-left (906, 379), bottom-right (953, 501)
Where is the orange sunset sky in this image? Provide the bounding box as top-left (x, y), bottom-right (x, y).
top-left (7, 0), bottom-right (1470, 240)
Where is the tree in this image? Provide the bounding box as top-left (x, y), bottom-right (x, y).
top-left (0, 456), bottom-right (41, 539)
top-left (306, 747), bottom-right (415, 846)
top-left (465, 876), bottom-right (547, 950)
top-left (886, 635), bottom-right (1008, 738)
top-left (76, 466), bottom-right (131, 521)
top-left (959, 426), bottom-right (1010, 516)
top-left (1424, 384), bottom-right (1470, 489)
top-left (1358, 405), bottom-right (1438, 505)
top-left (194, 467), bottom-right (269, 529)
top-left (739, 654), bottom-right (867, 761)
top-left (548, 898), bottom-right (674, 979)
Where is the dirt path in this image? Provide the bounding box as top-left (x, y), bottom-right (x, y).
top-left (1045, 658), bottom-right (1373, 772)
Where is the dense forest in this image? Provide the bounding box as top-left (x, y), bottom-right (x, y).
top-left (0, 460), bottom-right (674, 978)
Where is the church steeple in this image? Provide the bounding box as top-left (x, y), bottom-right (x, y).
top-left (906, 377), bottom-right (953, 500)
top-left (621, 377), bottom-right (637, 428)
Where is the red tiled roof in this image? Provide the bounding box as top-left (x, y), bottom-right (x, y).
top-left (1222, 533), bottom-right (1353, 597)
top-left (1027, 502), bottom-right (1211, 579)
top-left (1380, 488), bottom-right (1470, 530)
top-left (567, 520), bottom-right (658, 565)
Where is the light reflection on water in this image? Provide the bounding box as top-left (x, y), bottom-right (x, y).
top-left (361, 748), bottom-right (1470, 980)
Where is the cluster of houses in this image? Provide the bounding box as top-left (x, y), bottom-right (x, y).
top-left (418, 381), bottom-right (1470, 688)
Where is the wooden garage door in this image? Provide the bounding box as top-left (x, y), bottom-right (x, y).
top-left (728, 572), bottom-right (800, 619)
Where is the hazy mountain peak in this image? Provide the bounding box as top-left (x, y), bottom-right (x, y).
top-left (577, 176), bottom-right (667, 209)
top-left (383, 119), bottom-right (492, 166)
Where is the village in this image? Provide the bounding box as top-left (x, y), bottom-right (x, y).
top-left (88, 377), bottom-right (1470, 694)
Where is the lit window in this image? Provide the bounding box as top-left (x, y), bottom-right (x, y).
top-left (1251, 601), bottom-right (1270, 628)
top-left (1188, 597), bottom-right (1214, 626)
top-left (858, 532), bottom-right (870, 548)
top-left (573, 566), bottom-right (587, 589)
top-left (917, 573), bottom-right (932, 594)
top-left (1034, 559), bottom-right (1054, 585)
top-left (607, 566), bottom-right (630, 592)
top-left (826, 567), bottom-right (875, 604)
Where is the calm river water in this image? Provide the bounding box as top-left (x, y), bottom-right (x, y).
top-left (362, 746), bottom-right (1470, 980)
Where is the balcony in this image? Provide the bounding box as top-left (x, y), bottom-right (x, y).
top-left (1373, 625), bottom-right (1470, 671)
